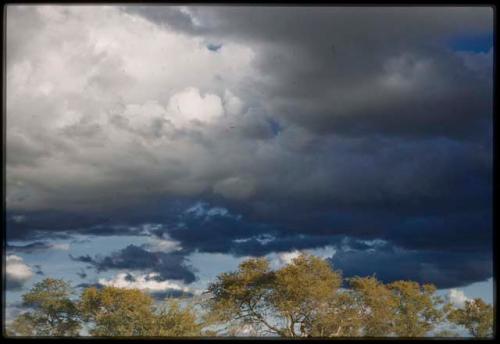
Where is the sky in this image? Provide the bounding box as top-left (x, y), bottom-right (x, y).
top-left (4, 5), bottom-right (494, 329)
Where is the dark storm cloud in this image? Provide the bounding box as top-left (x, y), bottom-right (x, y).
top-left (7, 242), bottom-right (55, 253)
top-left (329, 243), bottom-right (493, 289)
top-left (76, 282), bottom-right (103, 290)
top-left (149, 289), bottom-right (194, 300)
top-left (130, 6), bottom-right (493, 139)
top-left (76, 269), bottom-right (87, 279)
top-left (71, 245), bottom-right (196, 284)
top-left (33, 265), bottom-right (44, 276)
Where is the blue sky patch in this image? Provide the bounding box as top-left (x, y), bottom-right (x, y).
top-left (449, 33), bottom-right (493, 53)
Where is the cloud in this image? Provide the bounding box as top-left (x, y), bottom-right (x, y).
top-left (213, 177), bottom-right (256, 200)
top-left (149, 7), bottom-right (492, 139)
top-left (328, 243), bottom-right (492, 288)
top-left (33, 264), bottom-right (44, 276)
top-left (70, 244), bottom-right (196, 283)
top-left (7, 241), bottom-right (70, 253)
top-left (98, 272), bottom-right (192, 297)
top-left (276, 250), bottom-right (301, 266)
top-left (6, 5), bottom-right (255, 212)
top-left (448, 289), bottom-right (470, 307)
top-left (142, 235), bottom-right (182, 253)
top-left (76, 268), bottom-right (87, 279)
top-left (6, 255), bottom-right (33, 290)
top-left (4, 301), bottom-right (27, 324)
top-left (5, 6), bottom-right (493, 289)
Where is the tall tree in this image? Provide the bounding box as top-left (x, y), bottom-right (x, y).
top-left (448, 298), bottom-right (494, 338)
top-left (206, 257), bottom-right (279, 335)
top-left (7, 278), bottom-right (81, 336)
top-left (270, 254), bottom-right (343, 337)
top-left (206, 254), bottom-right (343, 337)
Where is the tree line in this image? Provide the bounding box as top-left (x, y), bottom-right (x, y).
top-left (5, 253), bottom-right (494, 338)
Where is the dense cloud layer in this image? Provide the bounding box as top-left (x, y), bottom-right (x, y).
top-left (6, 6), bottom-right (493, 289)
top-left (329, 242), bottom-right (493, 289)
top-left (70, 244), bottom-right (196, 283)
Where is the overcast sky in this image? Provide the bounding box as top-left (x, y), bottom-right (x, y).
top-left (5, 5), bottom-right (494, 324)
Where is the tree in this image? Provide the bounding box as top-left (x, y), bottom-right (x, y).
top-left (306, 290), bottom-right (364, 337)
top-left (205, 257), bottom-right (278, 336)
top-left (149, 299), bottom-right (202, 336)
top-left (206, 254), bottom-right (343, 337)
top-left (79, 286), bottom-right (156, 336)
top-left (7, 278), bottom-right (81, 336)
top-left (79, 286), bottom-right (202, 337)
top-left (387, 281), bottom-right (444, 337)
top-left (270, 254), bottom-right (343, 337)
top-left (6, 313), bottom-right (37, 336)
top-left (448, 298), bottom-right (493, 338)
top-left (349, 276), bottom-right (398, 337)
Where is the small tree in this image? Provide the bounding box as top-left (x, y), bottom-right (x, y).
top-left (349, 276), bottom-right (398, 337)
top-left (79, 286), bottom-right (156, 336)
top-left (79, 286), bottom-right (202, 337)
top-left (8, 278), bottom-right (81, 336)
top-left (387, 281), bottom-right (444, 337)
top-left (306, 290), bottom-right (364, 337)
top-left (150, 299), bottom-right (202, 336)
top-left (448, 298), bottom-right (493, 338)
top-left (6, 313), bottom-right (37, 336)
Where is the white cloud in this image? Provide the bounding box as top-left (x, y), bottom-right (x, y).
top-left (448, 289), bottom-right (470, 307)
top-left (6, 255), bottom-right (33, 290)
top-left (184, 201), bottom-right (241, 220)
top-left (277, 250), bottom-right (301, 266)
top-left (6, 5), bottom-right (257, 211)
top-left (98, 272), bottom-right (190, 293)
top-left (267, 245), bottom-right (337, 269)
top-left (144, 235), bottom-right (182, 253)
top-left (51, 243), bottom-right (71, 251)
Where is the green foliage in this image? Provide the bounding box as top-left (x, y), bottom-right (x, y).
top-left (448, 298), bottom-right (494, 338)
top-left (8, 278), bottom-right (81, 336)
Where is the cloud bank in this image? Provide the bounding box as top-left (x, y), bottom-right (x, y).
top-left (6, 6), bottom-right (493, 289)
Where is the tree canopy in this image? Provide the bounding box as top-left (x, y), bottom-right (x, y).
top-left (6, 254), bottom-right (494, 338)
